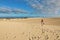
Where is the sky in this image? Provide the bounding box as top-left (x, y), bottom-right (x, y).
top-left (0, 0), bottom-right (60, 18)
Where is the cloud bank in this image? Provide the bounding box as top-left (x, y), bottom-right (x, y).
top-left (26, 0), bottom-right (60, 15)
top-left (0, 6), bottom-right (28, 14)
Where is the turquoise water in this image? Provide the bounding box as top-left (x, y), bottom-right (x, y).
top-left (0, 13), bottom-right (59, 18)
top-left (0, 13), bottom-right (41, 18)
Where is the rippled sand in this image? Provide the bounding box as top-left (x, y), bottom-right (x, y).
top-left (0, 18), bottom-right (60, 40)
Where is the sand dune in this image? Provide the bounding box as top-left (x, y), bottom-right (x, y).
top-left (0, 18), bottom-right (60, 40)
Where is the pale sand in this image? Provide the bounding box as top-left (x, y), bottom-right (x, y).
top-left (0, 18), bottom-right (60, 40)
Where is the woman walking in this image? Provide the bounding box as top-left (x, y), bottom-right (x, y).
top-left (41, 19), bottom-right (44, 26)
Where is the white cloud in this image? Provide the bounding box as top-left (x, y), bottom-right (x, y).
top-left (0, 6), bottom-right (28, 14)
top-left (0, 7), bottom-right (12, 13)
top-left (26, 0), bottom-right (60, 15)
top-left (12, 8), bottom-right (28, 13)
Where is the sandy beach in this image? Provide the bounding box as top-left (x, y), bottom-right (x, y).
top-left (0, 18), bottom-right (60, 40)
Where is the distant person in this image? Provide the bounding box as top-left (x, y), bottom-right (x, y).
top-left (41, 19), bottom-right (44, 26)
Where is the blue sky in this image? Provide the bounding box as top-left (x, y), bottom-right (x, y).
top-left (0, 0), bottom-right (35, 18)
top-left (0, 0), bottom-right (60, 18)
top-left (0, 0), bottom-right (32, 11)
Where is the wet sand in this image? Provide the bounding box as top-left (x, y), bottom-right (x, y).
top-left (0, 18), bottom-right (60, 40)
